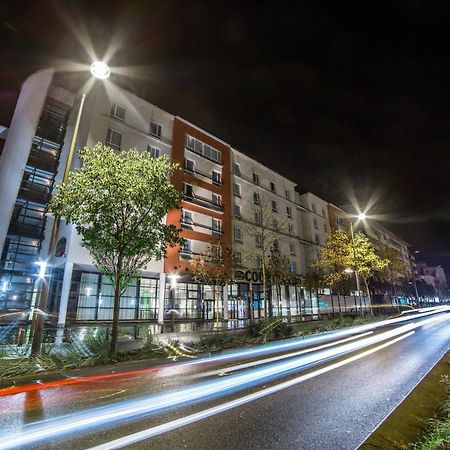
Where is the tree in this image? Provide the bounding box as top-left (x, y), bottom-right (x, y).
top-left (376, 245), bottom-right (411, 302)
top-left (50, 144), bottom-right (184, 354)
top-left (239, 198), bottom-right (289, 317)
top-left (312, 228), bottom-right (388, 311)
top-left (190, 242), bottom-right (235, 328)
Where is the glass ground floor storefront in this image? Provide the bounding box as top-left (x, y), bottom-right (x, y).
top-left (61, 271), bottom-right (315, 323)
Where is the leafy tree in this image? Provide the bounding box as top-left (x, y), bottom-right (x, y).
top-left (190, 242), bottom-right (235, 327)
top-left (50, 144), bottom-right (184, 354)
top-left (312, 228), bottom-right (388, 309)
top-left (376, 245), bottom-right (411, 300)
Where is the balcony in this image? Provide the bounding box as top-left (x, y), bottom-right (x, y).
top-left (183, 165), bottom-right (222, 186)
top-left (27, 146), bottom-right (59, 173)
top-left (182, 193), bottom-right (223, 212)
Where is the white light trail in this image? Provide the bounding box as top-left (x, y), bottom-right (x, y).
top-left (88, 331), bottom-right (415, 450)
top-left (0, 311), bottom-right (447, 449)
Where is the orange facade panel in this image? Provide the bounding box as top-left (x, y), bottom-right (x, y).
top-left (164, 118), bottom-right (232, 274)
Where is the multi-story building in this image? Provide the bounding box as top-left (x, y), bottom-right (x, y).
top-left (296, 192), bottom-right (330, 266)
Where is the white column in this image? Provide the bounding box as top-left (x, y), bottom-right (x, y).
top-left (223, 284), bottom-right (229, 320)
top-left (0, 69), bottom-right (55, 255)
top-left (55, 262), bottom-right (73, 344)
top-left (157, 273), bottom-right (166, 330)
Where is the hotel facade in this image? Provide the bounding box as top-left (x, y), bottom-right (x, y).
top-left (0, 69), bottom-right (419, 330)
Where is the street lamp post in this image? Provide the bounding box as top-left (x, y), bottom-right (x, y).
top-left (30, 62), bottom-right (110, 356)
top-left (349, 213), bottom-right (367, 316)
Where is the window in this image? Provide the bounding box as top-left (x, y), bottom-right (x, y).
top-left (253, 192), bottom-right (260, 205)
top-left (289, 242), bottom-right (295, 255)
top-left (286, 206), bottom-right (292, 218)
top-left (235, 251), bottom-right (243, 266)
top-left (232, 162), bottom-right (241, 175)
top-left (285, 189), bottom-right (290, 200)
top-left (106, 128), bottom-right (122, 151)
top-left (311, 203), bottom-right (316, 213)
top-left (290, 261), bottom-right (297, 273)
top-left (234, 226), bottom-right (243, 243)
top-left (210, 245), bottom-right (221, 263)
top-left (272, 239), bottom-right (279, 251)
top-left (288, 224), bottom-right (294, 235)
top-left (185, 135), bottom-right (221, 163)
top-left (212, 218), bottom-right (221, 235)
top-left (255, 234), bottom-right (262, 248)
top-left (148, 145), bottom-right (160, 158)
top-left (313, 218), bottom-right (318, 230)
top-left (149, 120), bottom-right (162, 138)
top-left (181, 210), bottom-right (193, 229)
top-left (252, 172), bottom-right (259, 185)
top-left (110, 103), bottom-right (126, 121)
top-left (212, 170), bottom-right (222, 185)
top-left (180, 240), bottom-right (192, 259)
top-left (184, 158), bottom-right (195, 173)
top-left (255, 211), bottom-right (262, 224)
top-left (272, 200), bottom-right (278, 212)
top-left (315, 233), bottom-right (320, 244)
top-left (183, 183), bottom-right (194, 198)
top-left (272, 218), bottom-right (278, 230)
top-left (256, 256), bottom-right (262, 269)
top-left (323, 223), bottom-right (327, 233)
top-left (270, 182), bottom-right (276, 193)
top-left (233, 203), bottom-right (241, 217)
top-left (212, 193), bottom-right (221, 207)
top-left (233, 182), bottom-right (241, 197)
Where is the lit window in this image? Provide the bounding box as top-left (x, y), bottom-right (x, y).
top-left (148, 145), bottom-right (160, 158)
top-left (290, 261), bottom-right (296, 273)
top-left (110, 103), bottom-right (126, 121)
top-left (149, 120), bottom-right (162, 138)
top-left (106, 128), bottom-right (122, 151)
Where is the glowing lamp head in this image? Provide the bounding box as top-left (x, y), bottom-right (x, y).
top-left (344, 268), bottom-right (354, 274)
top-left (357, 212), bottom-right (367, 221)
top-left (90, 61), bottom-right (110, 80)
top-left (35, 261), bottom-right (47, 279)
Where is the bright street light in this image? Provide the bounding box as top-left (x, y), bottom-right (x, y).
top-left (357, 212), bottom-right (367, 221)
top-left (35, 261), bottom-right (47, 279)
top-left (90, 61), bottom-right (111, 80)
top-left (168, 273), bottom-right (180, 290)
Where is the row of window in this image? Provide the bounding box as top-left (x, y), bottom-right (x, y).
top-left (233, 250), bottom-right (297, 273)
top-left (186, 135), bottom-right (221, 164)
top-left (110, 103), bottom-right (163, 138)
top-left (105, 127), bottom-right (162, 157)
top-left (233, 192), bottom-right (292, 218)
top-left (232, 162), bottom-right (292, 200)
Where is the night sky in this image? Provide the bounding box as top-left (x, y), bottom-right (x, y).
top-left (1, 0), bottom-right (449, 276)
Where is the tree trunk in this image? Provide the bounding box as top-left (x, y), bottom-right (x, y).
top-left (363, 278), bottom-right (373, 316)
top-left (262, 263), bottom-right (268, 318)
top-left (110, 255), bottom-right (123, 355)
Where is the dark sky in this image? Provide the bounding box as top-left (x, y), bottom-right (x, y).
top-left (1, 0), bottom-right (449, 275)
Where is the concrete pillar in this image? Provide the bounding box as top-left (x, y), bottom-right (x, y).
top-left (0, 69), bottom-right (55, 256)
top-left (55, 262), bottom-right (73, 344)
top-left (223, 284), bottom-right (229, 320)
top-left (157, 273), bottom-right (166, 331)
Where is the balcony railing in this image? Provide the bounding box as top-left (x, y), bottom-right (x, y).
top-left (183, 193), bottom-right (223, 212)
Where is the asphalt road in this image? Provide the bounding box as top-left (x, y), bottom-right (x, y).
top-left (0, 309), bottom-right (449, 450)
